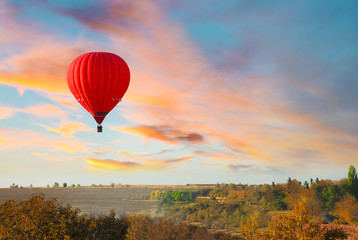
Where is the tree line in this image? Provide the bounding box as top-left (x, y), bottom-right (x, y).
top-left (147, 165), bottom-right (358, 238)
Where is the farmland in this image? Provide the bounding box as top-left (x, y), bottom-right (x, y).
top-left (0, 186), bottom-right (162, 215)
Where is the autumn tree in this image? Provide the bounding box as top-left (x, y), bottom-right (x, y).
top-left (256, 197), bottom-right (324, 240)
top-left (0, 194), bottom-right (82, 239)
top-left (0, 194), bottom-right (129, 240)
top-left (333, 194), bottom-right (358, 225)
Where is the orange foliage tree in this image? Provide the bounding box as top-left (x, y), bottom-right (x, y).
top-left (333, 194), bottom-right (358, 225)
top-left (0, 194), bottom-right (128, 240)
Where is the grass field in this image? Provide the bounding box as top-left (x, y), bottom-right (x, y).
top-left (0, 187), bottom-right (160, 215)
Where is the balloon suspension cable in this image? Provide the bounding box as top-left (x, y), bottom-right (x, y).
top-left (97, 125), bottom-right (103, 133)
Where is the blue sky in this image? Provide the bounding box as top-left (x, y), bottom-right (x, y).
top-left (0, 0), bottom-right (357, 187)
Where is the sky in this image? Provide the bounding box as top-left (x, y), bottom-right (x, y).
top-left (0, 0), bottom-right (357, 188)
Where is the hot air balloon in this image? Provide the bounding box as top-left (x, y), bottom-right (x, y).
top-left (67, 52), bottom-right (130, 132)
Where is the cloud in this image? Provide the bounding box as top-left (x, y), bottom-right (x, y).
top-left (39, 93), bottom-right (78, 109)
top-left (57, 142), bottom-right (87, 154)
top-left (58, 1), bottom-right (161, 39)
top-left (201, 161), bottom-right (252, 171)
top-left (85, 158), bottom-right (140, 171)
top-left (85, 155), bottom-right (193, 172)
top-left (225, 163), bottom-right (251, 171)
top-left (0, 1), bottom-right (88, 94)
top-left (32, 152), bottom-right (46, 157)
top-left (21, 104), bottom-right (68, 119)
top-left (93, 147), bottom-right (113, 155)
top-left (39, 121), bottom-right (91, 137)
top-left (0, 128), bottom-right (88, 154)
top-left (112, 150), bottom-right (134, 155)
top-left (0, 46), bottom-right (84, 94)
top-left (0, 106), bottom-right (16, 119)
top-left (0, 103), bottom-right (68, 120)
top-left (1, 0), bottom-right (357, 173)
top-left (194, 150), bottom-right (241, 162)
top-left (81, 0), bottom-right (358, 168)
top-left (116, 125), bottom-right (204, 145)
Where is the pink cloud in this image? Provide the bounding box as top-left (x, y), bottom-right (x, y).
top-left (0, 103), bottom-right (68, 120)
top-left (0, 106), bottom-right (16, 119)
top-left (0, 1), bottom-right (89, 95)
top-left (0, 128), bottom-right (88, 154)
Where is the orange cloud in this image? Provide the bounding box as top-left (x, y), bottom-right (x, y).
top-left (0, 46), bottom-right (83, 94)
top-left (32, 152), bottom-right (46, 157)
top-left (113, 150), bottom-right (134, 155)
top-left (116, 125), bottom-right (204, 145)
top-left (93, 147), bottom-right (113, 154)
top-left (85, 155), bottom-right (193, 172)
top-left (57, 142), bottom-right (87, 154)
top-left (39, 121), bottom-right (91, 137)
top-left (0, 2), bottom-right (87, 94)
top-left (85, 158), bottom-right (141, 172)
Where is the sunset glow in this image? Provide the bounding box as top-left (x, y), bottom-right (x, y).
top-left (0, 0), bottom-right (357, 187)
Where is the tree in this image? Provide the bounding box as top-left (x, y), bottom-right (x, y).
top-left (0, 194), bottom-right (129, 240)
top-left (348, 165), bottom-right (358, 199)
top-left (53, 182), bottom-right (59, 187)
top-left (348, 165), bottom-right (357, 185)
top-left (240, 216), bottom-right (259, 240)
top-left (333, 194), bottom-right (358, 225)
top-left (257, 197), bottom-right (324, 240)
top-left (63, 183), bottom-right (67, 188)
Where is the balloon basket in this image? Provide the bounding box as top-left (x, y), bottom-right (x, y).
top-left (97, 125), bottom-right (103, 133)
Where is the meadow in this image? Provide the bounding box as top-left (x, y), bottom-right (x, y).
top-left (0, 186), bottom-right (160, 215)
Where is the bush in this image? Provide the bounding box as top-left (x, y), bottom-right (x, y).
top-left (323, 227), bottom-right (348, 240)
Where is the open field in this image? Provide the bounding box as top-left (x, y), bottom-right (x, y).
top-left (0, 187), bottom-right (162, 215)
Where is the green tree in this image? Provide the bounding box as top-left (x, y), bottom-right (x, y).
top-left (348, 165), bottom-right (358, 199)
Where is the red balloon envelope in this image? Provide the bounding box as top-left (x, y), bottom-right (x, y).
top-left (67, 52), bottom-right (130, 132)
